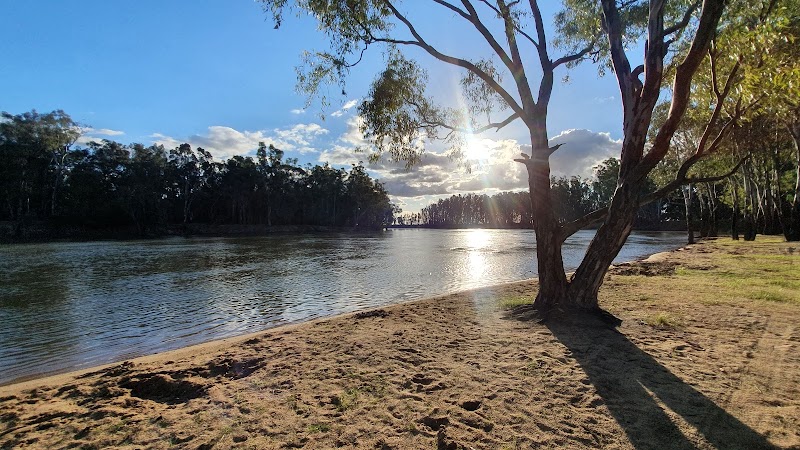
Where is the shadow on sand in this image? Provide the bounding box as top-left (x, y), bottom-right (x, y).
top-left (512, 307), bottom-right (776, 450)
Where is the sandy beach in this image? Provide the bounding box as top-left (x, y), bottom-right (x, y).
top-left (1, 237), bottom-right (799, 449)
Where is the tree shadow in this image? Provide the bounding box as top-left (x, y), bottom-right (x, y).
top-left (535, 312), bottom-right (777, 450)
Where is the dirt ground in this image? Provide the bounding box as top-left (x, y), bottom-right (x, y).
top-left (1, 237), bottom-right (798, 450)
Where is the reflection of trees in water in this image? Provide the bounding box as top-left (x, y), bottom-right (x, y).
top-left (0, 244), bottom-right (79, 384)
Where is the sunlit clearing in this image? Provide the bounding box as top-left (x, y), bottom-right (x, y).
top-left (464, 136), bottom-right (491, 161)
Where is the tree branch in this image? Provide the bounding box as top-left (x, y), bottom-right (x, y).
top-left (662, 1), bottom-right (702, 38)
top-left (478, 0), bottom-right (540, 49)
top-left (600, 0), bottom-right (635, 107)
top-left (560, 155), bottom-right (747, 239)
top-left (640, 0), bottom-right (667, 107)
top-left (552, 39), bottom-right (598, 68)
top-left (419, 112), bottom-right (520, 134)
top-left (429, 0), bottom-right (517, 76)
top-left (380, 1), bottom-right (526, 120)
top-left (633, 0), bottom-right (727, 180)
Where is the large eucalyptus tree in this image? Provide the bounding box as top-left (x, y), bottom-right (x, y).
top-left (262, 0), bottom-right (728, 315)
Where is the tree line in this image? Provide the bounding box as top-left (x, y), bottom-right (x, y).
top-left (0, 110), bottom-right (395, 239)
top-left (402, 158), bottom-right (671, 229)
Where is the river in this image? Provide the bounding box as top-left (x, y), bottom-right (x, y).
top-left (0, 229), bottom-right (685, 385)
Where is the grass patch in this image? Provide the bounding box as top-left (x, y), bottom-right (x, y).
top-left (767, 279), bottom-right (800, 289)
top-left (671, 249), bottom-right (800, 306)
top-left (499, 295), bottom-right (532, 309)
top-left (645, 312), bottom-right (681, 328)
top-left (749, 290), bottom-right (792, 303)
top-left (306, 423), bottom-right (330, 433)
top-left (333, 388), bottom-right (360, 412)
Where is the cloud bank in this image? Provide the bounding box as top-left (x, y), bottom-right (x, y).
top-left (320, 125), bottom-right (622, 213)
top-left (150, 123), bottom-right (329, 161)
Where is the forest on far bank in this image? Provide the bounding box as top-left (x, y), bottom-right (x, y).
top-left (0, 110), bottom-right (395, 241)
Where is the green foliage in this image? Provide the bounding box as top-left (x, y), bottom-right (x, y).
top-left (555, 0), bottom-right (699, 74)
top-left (416, 164), bottom-right (667, 228)
top-left (0, 110), bottom-right (81, 219)
top-left (0, 110), bottom-right (396, 236)
top-left (358, 54), bottom-right (441, 167)
top-left (591, 157), bottom-right (619, 207)
top-left (419, 191), bottom-right (532, 228)
top-left (333, 388), bottom-right (360, 412)
top-left (645, 312), bottom-right (681, 328)
top-left (306, 423), bottom-right (330, 433)
top-left (499, 295), bottom-right (532, 309)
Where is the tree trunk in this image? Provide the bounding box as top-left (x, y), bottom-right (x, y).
top-left (785, 120), bottom-right (800, 241)
top-left (697, 187), bottom-right (707, 238)
top-left (707, 183), bottom-right (718, 237)
top-left (567, 180), bottom-right (640, 308)
top-left (684, 184), bottom-right (695, 244)
top-left (525, 130), bottom-right (569, 311)
top-left (731, 177), bottom-right (740, 240)
top-left (744, 213), bottom-right (757, 241)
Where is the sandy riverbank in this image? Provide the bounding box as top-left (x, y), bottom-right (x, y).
top-left (1, 237), bottom-right (799, 449)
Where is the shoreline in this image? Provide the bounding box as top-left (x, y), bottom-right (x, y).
top-left (0, 242), bottom-right (683, 390)
top-left (0, 275), bottom-right (543, 391)
top-left (2, 237), bottom-right (798, 449)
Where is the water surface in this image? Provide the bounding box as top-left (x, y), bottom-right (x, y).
top-left (0, 229), bottom-right (685, 385)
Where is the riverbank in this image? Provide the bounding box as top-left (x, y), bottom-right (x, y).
top-left (2, 237), bottom-right (799, 449)
top-left (0, 221), bottom-right (387, 244)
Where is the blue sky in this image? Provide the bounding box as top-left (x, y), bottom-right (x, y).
top-left (1, 1), bottom-right (627, 213)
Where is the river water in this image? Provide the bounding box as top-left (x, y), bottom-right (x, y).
top-left (0, 229), bottom-right (685, 385)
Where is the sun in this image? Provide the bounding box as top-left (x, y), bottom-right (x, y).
top-left (464, 136), bottom-right (492, 161)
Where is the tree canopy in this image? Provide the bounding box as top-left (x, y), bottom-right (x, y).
top-left (0, 109), bottom-right (395, 240)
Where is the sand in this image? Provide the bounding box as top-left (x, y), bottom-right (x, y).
top-left (1, 238), bottom-right (799, 449)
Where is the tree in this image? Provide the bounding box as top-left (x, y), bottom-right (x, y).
top-left (167, 143), bottom-right (215, 225)
top-left (0, 110), bottom-right (80, 220)
top-left (263, 0), bottom-right (731, 316)
top-left (733, 0), bottom-right (800, 240)
top-left (591, 158), bottom-right (620, 210)
top-left (124, 144), bottom-right (169, 235)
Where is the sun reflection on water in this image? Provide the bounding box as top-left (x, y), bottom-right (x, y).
top-left (466, 229), bottom-right (490, 281)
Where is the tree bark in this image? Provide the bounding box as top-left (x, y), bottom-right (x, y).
top-left (684, 184), bottom-right (695, 244)
top-left (731, 177), bottom-right (740, 240)
top-left (567, 179), bottom-right (641, 308)
top-left (707, 182), bottom-right (718, 237)
top-left (524, 130), bottom-right (569, 311)
top-left (787, 120), bottom-right (800, 241)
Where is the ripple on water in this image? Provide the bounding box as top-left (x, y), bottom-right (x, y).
top-left (0, 230), bottom-right (686, 385)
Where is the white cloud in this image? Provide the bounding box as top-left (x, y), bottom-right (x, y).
top-left (331, 98), bottom-right (360, 117)
top-left (90, 128), bottom-right (125, 136)
top-left (290, 109), bottom-right (306, 115)
top-left (546, 129), bottom-right (621, 179)
top-left (592, 96), bottom-right (616, 104)
top-left (339, 116), bottom-right (369, 147)
top-left (320, 128), bottom-right (621, 213)
top-left (274, 123), bottom-right (329, 146)
top-left (150, 123), bottom-right (329, 161)
top-left (76, 127), bottom-right (127, 145)
top-left (322, 128), bottom-right (528, 202)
